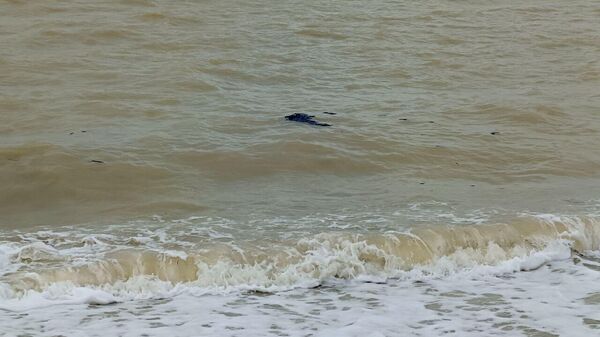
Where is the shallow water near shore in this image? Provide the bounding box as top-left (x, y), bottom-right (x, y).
top-left (2, 0), bottom-right (600, 336)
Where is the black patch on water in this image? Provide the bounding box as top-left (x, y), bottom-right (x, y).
top-left (284, 113), bottom-right (331, 127)
top-left (243, 289), bottom-right (274, 296)
top-left (90, 160), bottom-right (104, 164)
top-left (363, 280), bottom-right (387, 284)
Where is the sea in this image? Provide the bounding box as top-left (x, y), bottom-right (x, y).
top-left (1, 0), bottom-right (600, 336)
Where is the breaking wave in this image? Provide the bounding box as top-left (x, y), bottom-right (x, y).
top-left (1, 215), bottom-right (599, 309)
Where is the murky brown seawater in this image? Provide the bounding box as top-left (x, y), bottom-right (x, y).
top-left (1, 0), bottom-right (599, 227)
top-left (1, 1), bottom-right (600, 336)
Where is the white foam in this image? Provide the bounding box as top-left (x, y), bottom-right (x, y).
top-left (3, 254), bottom-right (599, 337)
top-left (0, 243), bottom-right (18, 273)
top-left (0, 283), bottom-right (116, 311)
top-left (13, 241), bottom-right (63, 263)
top-left (1, 214), bottom-right (599, 336)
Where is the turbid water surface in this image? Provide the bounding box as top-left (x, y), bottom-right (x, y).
top-left (1, 0), bottom-right (600, 336)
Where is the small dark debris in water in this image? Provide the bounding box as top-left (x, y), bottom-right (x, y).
top-left (81, 130), bottom-right (87, 133)
top-left (69, 132), bottom-right (75, 135)
top-left (419, 182), bottom-right (425, 185)
top-left (90, 160), bottom-right (104, 164)
top-left (413, 280), bottom-right (426, 284)
top-left (399, 118), bottom-right (408, 121)
top-left (455, 162), bottom-right (459, 165)
top-left (285, 113), bottom-right (331, 127)
top-left (322, 111), bottom-right (337, 115)
top-left (88, 300), bottom-right (118, 307)
top-left (490, 131), bottom-right (500, 135)
top-left (363, 280), bottom-right (387, 284)
top-left (470, 184), bottom-right (476, 187)
top-left (243, 289), bottom-right (274, 296)
top-left (309, 283), bottom-right (324, 289)
top-left (428, 121), bottom-right (435, 123)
